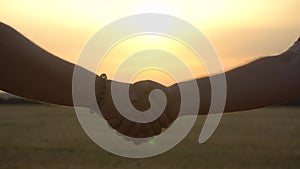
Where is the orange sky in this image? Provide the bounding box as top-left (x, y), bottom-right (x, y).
top-left (0, 0), bottom-right (299, 85)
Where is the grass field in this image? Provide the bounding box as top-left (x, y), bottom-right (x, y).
top-left (0, 105), bottom-right (299, 169)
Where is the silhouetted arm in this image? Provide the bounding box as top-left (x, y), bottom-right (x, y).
top-left (0, 22), bottom-right (95, 107)
top-left (0, 22), bottom-right (171, 137)
top-left (170, 40), bottom-right (300, 115)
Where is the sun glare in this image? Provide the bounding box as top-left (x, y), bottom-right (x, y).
top-left (98, 34), bottom-right (206, 85)
top-left (0, 0), bottom-right (299, 83)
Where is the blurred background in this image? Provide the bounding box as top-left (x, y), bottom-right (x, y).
top-left (0, 0), bottom-right (300, 84)
top-left (0, 0), bottom-right (300, 168)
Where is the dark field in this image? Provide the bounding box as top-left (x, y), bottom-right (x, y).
top-left (0, 105), bottom-right (299, 169)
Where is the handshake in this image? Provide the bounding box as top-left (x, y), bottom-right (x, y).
top-left (95, 77), bottom-right (182, 139)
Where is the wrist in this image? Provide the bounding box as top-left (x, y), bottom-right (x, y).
top-left (167, 83), bottom-right (181, 115)
top-left (95, 74), bottom-right (108, 102)
top-left (169, 83), bottom-right (180, 100)
top-left (93, 74), bottom-right (110, 112)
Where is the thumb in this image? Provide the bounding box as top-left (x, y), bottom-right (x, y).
top-left (130, 91), bottom-right (143, 101)
top-left (129, 84), bottom-right (145, 101)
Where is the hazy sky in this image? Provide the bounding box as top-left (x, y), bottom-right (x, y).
top-left (1, 0), bottom-right (299, 85)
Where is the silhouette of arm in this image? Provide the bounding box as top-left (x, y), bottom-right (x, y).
top-left (170, 44), bottom-right (300, 115)
top-left (1, 22), bottom-right (300, 137)
top-left (0, 22), bottom-right (169, 138)
top-left (0, 22), bottom-right (88, 106)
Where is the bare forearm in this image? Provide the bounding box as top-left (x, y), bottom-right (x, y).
top-left (0, 22), bottom-right (93, 107)
top-left (224, 52), bottom-right (300, 112)
top-left (171, 51), bottom-right (300, 115)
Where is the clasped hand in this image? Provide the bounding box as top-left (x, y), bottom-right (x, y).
top-left (96, 79), bottom-right (180, 139)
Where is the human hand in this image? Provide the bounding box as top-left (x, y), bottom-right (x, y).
top-left (96, 78), bottom-right (180, 139)
top-left (129, 80), bottom-right (181, 137)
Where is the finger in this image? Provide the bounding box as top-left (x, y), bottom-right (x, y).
top-left (166, 110), bottom-right (180, 124)
top-left (107, 118), bottom-right (121, 129)
top-left (130, 87), bottom-right (151, 111)
top-left (141, 124), bottom-right (154, 137)
top-left (159, 113), bottom-right (170, 128)
top-left (105, 111), bottom-right (123, 129)
top-left (116, 118), bottom-right (134, 136)
top-left (137, 132), bottom-right (145, 138)
top-left (98, 105), bottom-right (121, 121)
top-left (127, 123), bottom-right (142, 137)
top-left (130, 92), bottom-right (142, 102)
top-left (129, 83), bottom-right (144, 101)
top-left (149, 120), bottom-right (162, 135)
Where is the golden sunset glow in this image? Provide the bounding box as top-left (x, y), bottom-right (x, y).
top-left (1, 0), bottom-right (299, 85)
top-left (98, 35), bottom-right (206, 85)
